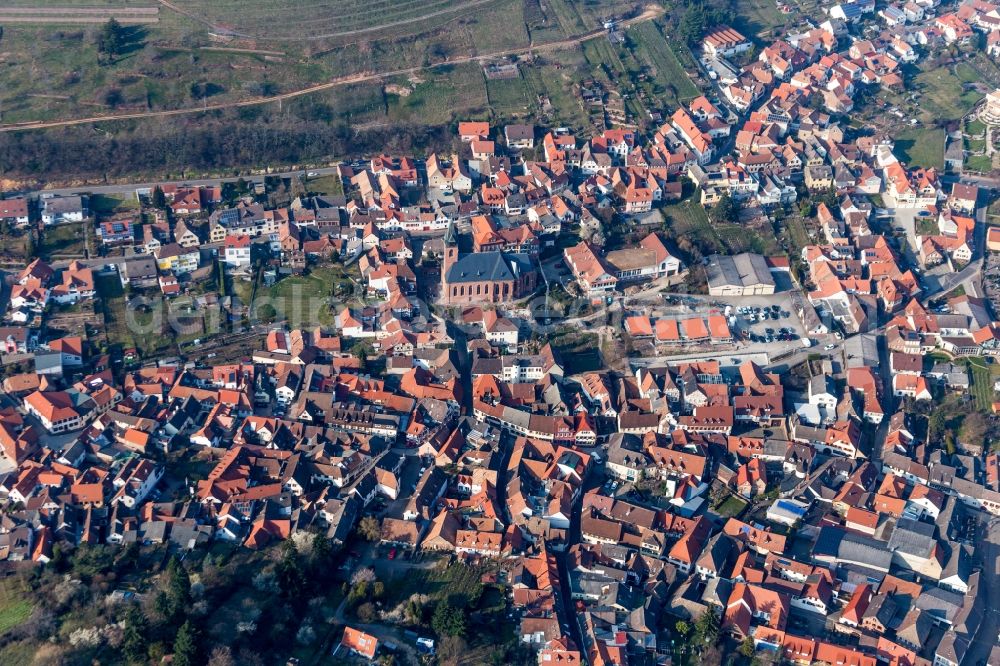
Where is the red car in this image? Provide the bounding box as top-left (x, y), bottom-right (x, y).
top-left (388, 548), bottom-right (397, 560)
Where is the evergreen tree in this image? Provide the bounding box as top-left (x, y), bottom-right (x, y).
top-left (97, 19), bottom-right (125, 64)
top-left (432, 601), bottom-right (466, 637)
top-left (679, 4), bottom-right (706, 44)
top-left (311, 531), bottom-right (332, 566)
top-left (276, 540), bottom-right (307, 600)
top-left (693, 610), bottom-right (720, 647)
top-left (154, 590), bottom-right (173, 622)
top-left (172, 620), bottom-right (199, 666)
top-left (709, 192), bottom-right (739, 225)
top-left (166, 557), bottom-right (191, 622)
top-left (122, 606), bottom-right (148, 664)
top-left (151, 185), bottom-right (167, 209)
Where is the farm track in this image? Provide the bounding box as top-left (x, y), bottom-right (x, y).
top-left (0, 7), bottom-right (157, 15)
top-left (0, 6), bottom-right (159, 24)
top-left (159, 0), bottom-right (503, 41)
top-left (0, 5), bottom-right (665, 133)
top-left (0, 16), bottom-right (158, 24)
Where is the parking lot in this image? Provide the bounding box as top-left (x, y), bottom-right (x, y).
top-left (729, 303), bottom-right (799, 344)
top-left (617, 289), bottom-right (815, 365)
top-left (655, 292), bottom-right (811, 344)
top-left (540, 255), bottom-right (574, 289)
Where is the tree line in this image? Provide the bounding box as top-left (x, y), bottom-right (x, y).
top-left (0, 115), bottom-right (455, 185)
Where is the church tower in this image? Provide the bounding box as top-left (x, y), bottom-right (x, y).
top-left (441, 221), bottom-right (459, 298)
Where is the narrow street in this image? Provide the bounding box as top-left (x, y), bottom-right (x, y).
top-left (965, 514), bottom-right (1000, 666)
top-left (443, 317), bottom-right (473, 417)
top-left (871, 333), bottom-right (894, 466)
top-left (555, 468), bottom-right (590, 659)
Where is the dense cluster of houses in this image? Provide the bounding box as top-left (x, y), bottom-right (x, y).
top-left (6, 1), bottom-right (1000, 663)
top-left (802, 196), bottom-right (922, 335)
top-left (688, 0), bottom-right (1000, 226)
top-left (3, 214), bottom-right (996, 664)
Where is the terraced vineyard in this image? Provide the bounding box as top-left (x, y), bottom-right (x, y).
top-left (0, 0), bottom-right (655, 136)
top-left (169, 0), bottom-right (506, 40)
top-left (627, 21), bottom-right (700, 106)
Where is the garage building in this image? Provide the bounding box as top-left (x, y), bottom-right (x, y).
top-left (706, 253), bottom-right (776, 296)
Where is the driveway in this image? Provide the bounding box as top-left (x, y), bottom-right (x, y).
top-left (382, 453), bottom-right (424, 520)
top-left (889, 207), bottom-right (921, 254)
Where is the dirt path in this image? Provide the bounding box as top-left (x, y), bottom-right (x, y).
top-left (274, 0), bottom-right (506, 42)
top-left (154, 0), bottom-right (230, 34)
top-left (0, 6), bottom-right (158, 24)
top-left (159, 0), bottom-right (513, 42)
top-left (0, 17), bottom-right (158, 24)
top-left (0, 5), bottom-right (663, 133)
top-left (199, 46), bottom-right (287, 57)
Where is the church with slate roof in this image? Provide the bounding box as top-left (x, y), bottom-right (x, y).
top-left (440, 222), bottom-right (538, 305)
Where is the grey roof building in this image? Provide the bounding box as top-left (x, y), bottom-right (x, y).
top-left (445, 251), bottom-right (534, 284)
top-left (812, 526), bottom-right (892, 572)
top-left (705, 253), bottom-right (776, 296)
top-left (887, 518), bottom-right (937, 558)
top-left (504, 124), bottom-right (535, 147)
top-left (914, 586), bottom-right (964, 625)
top-left (41, 195), bottom-right (88, 223)
top-left (34, 351), bottom-right (64, 377)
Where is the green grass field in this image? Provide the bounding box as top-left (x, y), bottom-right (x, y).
top-left (96, 272), bottom-right (178, 354)
top-left (260, 266), bottom-right (348, 326)
top-left (735, 0), bottom-right (788, 35)
top-left (386, 63), bottom-right (489, 125)
top-left (521, 51), bottom-right (590, 129)
top-left (662, 199), bottom-right (724, 255)
top-left (893, 127), bottom-right (946, 170)
top-left (715, 494), bottom-right (748, 517)
top-left (966, 118), bottom-right (987, 136)
top-left (290, 83), bottom-right (387, 125)
top-left (523, 0), bottom-right (564, 43)
top-left (486, 75), bottom-right (533, 116)
top-left (582, 36), bottom-right (629, 85)
top-left (966, 138), bottom-right (987, 153)
top-left (717, 223), bottom-right (782, 255)
top-left (383, 559), bottom-right (491, 607)
top-left (89, 193), bottom-right (139, 215)
top-left (783, 216), bottom-right (811, 257)
top-left (626, 21), bottom-right (700, 106)
top-left (916, 214), bottom-right (938, 237)
top-left (966, 155), bottom-right (995, 173)
top-left (0, 582), bottom-right (33, 637)
top-left (39, 222), bottom-right (88, 259)
top-left (305, 174), bottom-right (344, 197)
top-left (911, 64), bottom-right (984, 123)
top-left (966, 358), bottom-right (997, 412)
top-left (546, 0), bottom-right (590, 35)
